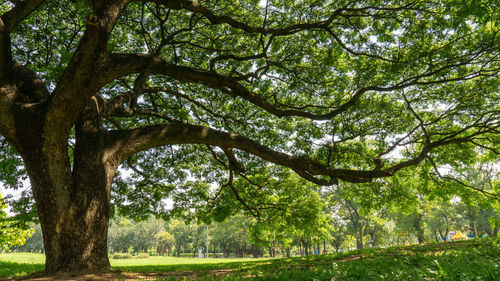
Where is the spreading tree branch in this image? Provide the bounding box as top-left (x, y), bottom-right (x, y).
top-left (145, 0), bottom-right (421, 37)
top-left (45, 0), bottom-right (130, 143)
top-left (0, 0), bottom-right (46, 32)
top-left (103, 112), bottom-right (498, 185)
top-left (99, 49), bottom-right (498, 123)
top-left (0, 0), bottom-right (45, 76)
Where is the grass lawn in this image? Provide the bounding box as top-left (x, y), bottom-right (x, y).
top-left (0, 253), bottom-right (266, 278)
top-left (1, 238), bottom-right (499, 280)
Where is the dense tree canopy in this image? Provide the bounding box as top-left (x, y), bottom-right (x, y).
top-left (0, 0), bottom-right (498, 274)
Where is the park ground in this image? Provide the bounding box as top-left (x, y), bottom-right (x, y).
top-left (0, 238), bottom-right (499, 280)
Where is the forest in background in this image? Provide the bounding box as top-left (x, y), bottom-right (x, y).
top-left (11, 193), bottom-right (499, 259)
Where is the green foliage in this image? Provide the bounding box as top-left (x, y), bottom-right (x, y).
top-left (0, 140), bottom-right (26, 189)
top-left (0, 195), bottom-right (33, 250)
top-left (87, 0), bottom-right (500, 227)
top-left (155, 231), bottom-right (176, 256)
top-left (12, 223), bottom-right (43, 253)
top-left (110, 253), bottom-right (133, 259)
top-left (108, 217), bottom-right (165, 254)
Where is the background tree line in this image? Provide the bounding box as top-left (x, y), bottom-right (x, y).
top-left (5, 158), bottom-right (499, 257)
top-left (10, 194), bottom-right (499, 258)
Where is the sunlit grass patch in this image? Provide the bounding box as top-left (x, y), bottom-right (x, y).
top-left (111, 256), bottom-right (262, 267)
top-left (0, 252), bottom-right (45, 264)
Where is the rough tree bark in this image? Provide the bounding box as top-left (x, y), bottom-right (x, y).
top-left (9, 94), bottom-right (117, 272)
top-left (0, 1), bottom-right (127, 273)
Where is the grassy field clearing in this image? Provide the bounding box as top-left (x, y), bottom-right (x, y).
top-left (1, 238), bottom-right (499, 280)
top-left (0, 253), bottom-right (260, 265)
top-left (0, 254), bottom-right (263, 278)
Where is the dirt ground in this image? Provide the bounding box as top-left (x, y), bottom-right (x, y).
top-left (0, 269), bottom-right (236, 281)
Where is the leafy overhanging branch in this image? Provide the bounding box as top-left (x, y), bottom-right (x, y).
top-left (3, 0), bottom-right (497, 138)
top-left (44, 1), bottom-right (130, 142)
top-left (427, 157), bottom-right (500, 201)
top-left (0, 0), bottom-right (45, 32)
top-left (102, 109), bottom-right (498, 185)
top-left (0, 0), bottom-right (46, 77)
top-left (99, 49), bottom-right (498, 122)
top-left (0, 0), bottom-right (498, 196)
top-left (146, 0), bottom-right (422, 36)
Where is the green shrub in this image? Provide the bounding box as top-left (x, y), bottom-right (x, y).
top-left (110, 253), bottom-right (133, 259)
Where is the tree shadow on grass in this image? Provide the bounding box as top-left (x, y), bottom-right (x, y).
top-left (0, 261), bottom-right (43, 279)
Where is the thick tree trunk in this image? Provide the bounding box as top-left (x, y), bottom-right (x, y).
top-left (14, 106), bottom-right (116, 273)
top-left (24, 152), bottom-right (113, 273)
top-left (40, 203), bottom-right (111, 273)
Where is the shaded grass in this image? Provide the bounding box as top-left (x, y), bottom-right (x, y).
top-left (0, 253), bottom-right (45, 278)
top-left (0, 261), bottom-right (44, 278)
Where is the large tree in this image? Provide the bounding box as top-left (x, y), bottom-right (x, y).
top-left (0, 0), bottom-right (498, 274)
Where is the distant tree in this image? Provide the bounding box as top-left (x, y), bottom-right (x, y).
top-left (328, 220), bottom-right (347, 253)
top-left (168, 219), bottom-right (194, 257)
top-left (327, 183), bottom-right (384, 249)
top-left (107, 217), bottom-right (165, 254)
top-left (386, 170), bottom-right (432, 245)
top-left (425, 201), bottom-right (465, 241)
top-left (155, 231), bottom-right (175, 256)
top-left (210, 214), bottom-right (250, 257)
top-left (456, 202), bottom-right (499, 237)
top-left (131, 217), bottom-right (165, 253)
top-left (429, 159), bottom-right (500, 237)
top-left (241, 173), bottom-right (329, 256)
top-left (391, 211), bottom-right (426, 244)
top-left (107, 218), bottom-right (135, 253)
